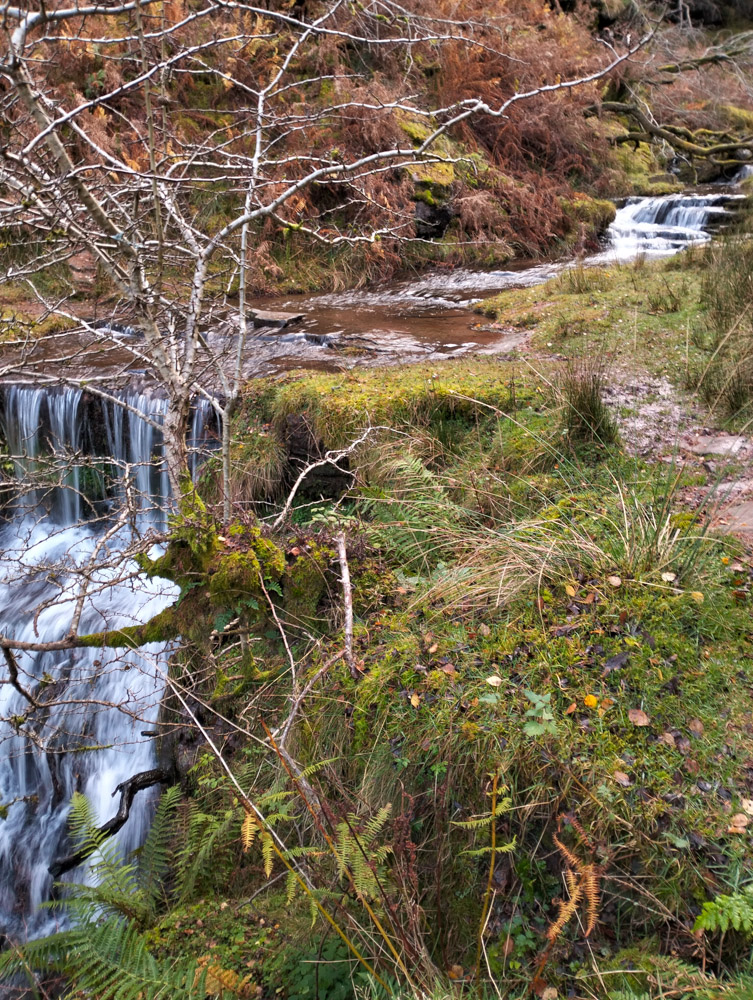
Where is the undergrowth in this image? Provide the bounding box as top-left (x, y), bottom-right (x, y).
top-left (6, 360), bottom-right (753, 1000)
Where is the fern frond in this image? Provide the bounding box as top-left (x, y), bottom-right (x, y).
top-left (547, 884), bottom-right (583, 943)
top-left (461, 839), bottom-right (516, 858)
top-left (552, 833), bottom-right (582, 872)
top-left (241, 810), bottom-right (257, 853)
top-left (582, 864), bottom-right (601, 937)
top-left (136, 785), bottom-right (182, 910)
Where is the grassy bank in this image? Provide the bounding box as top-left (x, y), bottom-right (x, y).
top-left (7, 351), bottom-right (753, 1000)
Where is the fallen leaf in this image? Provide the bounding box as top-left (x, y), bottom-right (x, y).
top-left (608, 575), bottom-right (622, 588)
top-left (689, 718), bottom-right (704, 736)
top-left (565, 584), bottom-right (577, 598)
top-left (628, 708), bottom-right (650, 727)
top-left (427, 642), bottom-right (438, 655)
top-left (479, 623), bottom-right (491, 637)
top-left (440, 664), bottom-right (457, 676)
top-left (727, 813), bottom-right (750, 834)
top-left (741, 798), bottom-right (753, 817)
top-left (584, 694), bottom-right (598, 709)
top-left (603, 650), bottom-right (630, 674)
top-left (661, 571), bottom-right (677, 583)
top-left (690, 591), bottom-right (704, 603)
top-left (582, 592), bottom-right (596, 604)
top-left (410, 692), bottom-right (421, 708)
top-left (684, 759), bottom-right (699, 775)
top-left (486, 675), bottom-right (503, 688)
top-left (565, 701), bottom-right (577, 715)
top-left (447, 965), bottom-right (464, 981)
top-left (658, 731), bottom-right (676, 747)
top-left (541, 990), bottom-right (558, 1000)
top-left (613, 770), bottom-right (632, 787)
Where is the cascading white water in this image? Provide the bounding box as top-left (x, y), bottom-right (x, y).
top-left (0, 388), bottom-right (216, 943)
top-left (606, 192), bottom-right (740, 259)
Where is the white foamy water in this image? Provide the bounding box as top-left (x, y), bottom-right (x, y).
top-left (0, 387), bottom-right (216, 940)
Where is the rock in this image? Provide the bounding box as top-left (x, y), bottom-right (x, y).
top-left (250, 309), bottom-right (305, 330)
top-left (688, 434), bottom-right (748, 457)
top-left (720, 502), bottom-right (753, 534)
top-left (414, 199), bottom-right (453, 239)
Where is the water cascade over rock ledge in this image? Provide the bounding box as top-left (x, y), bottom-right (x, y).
top-left (0, 387), bottom-right (216, 942)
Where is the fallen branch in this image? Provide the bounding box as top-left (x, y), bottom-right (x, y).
top-left (335, 532), bottom-right (358, 680)
top-left (599, 101), bottom-right (753, 164)
top-left (48, 767), bottom-right (172, 877)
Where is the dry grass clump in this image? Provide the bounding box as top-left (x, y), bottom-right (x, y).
top-left (694, 230), bottom-right (753, 418)
top-left (558, 355), bottom-right (619, 446)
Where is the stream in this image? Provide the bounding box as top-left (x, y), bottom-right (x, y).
top-left (0, 185), bottom-right (746, 947)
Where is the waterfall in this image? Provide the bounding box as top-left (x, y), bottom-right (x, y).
top-left (0, 387), bottom-right (217, 942)
top-left (607, 192), bottom-right (740, 259)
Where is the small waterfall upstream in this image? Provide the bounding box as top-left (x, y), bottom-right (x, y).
top-left (605, 192), bottom-right (742, 259)
top-left (0, 388), bottom-right (217, 942)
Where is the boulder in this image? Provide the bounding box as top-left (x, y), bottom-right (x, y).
top-left (250, 309), bottom-right (305, 330)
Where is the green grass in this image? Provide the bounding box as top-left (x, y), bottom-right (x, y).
top-left (478, 253), bottom-right (707, 383)
top-left (163, 363), bottom-right (753, 999)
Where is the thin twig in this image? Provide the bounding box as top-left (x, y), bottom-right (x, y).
top-left (335, 532), bottom-right (357, 680)
top-left (271, 425), bottom-right (384, 529)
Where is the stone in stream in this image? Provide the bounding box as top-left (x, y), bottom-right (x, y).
top-left (250, 308), bottom-right (305, 330)
top-left (687, 434), bottom-right (749, 458)
top-left (719, 502), bottom-right (753, 535)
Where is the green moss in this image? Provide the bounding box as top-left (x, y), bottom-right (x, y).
top-left (209, 533), bottom-right (285, 607)
top-left (77, 606), bottom-right (177, 648)
top-left (241, 358), bottom-right (534, 452)
top-left (719, 103), bottom-right (753, 131)
top-left (560, 193), bottom-right (616, 237)
top-left (283, 542), bottom-right (333, 625)
top-left (613, 139), bottom-right (682, 195)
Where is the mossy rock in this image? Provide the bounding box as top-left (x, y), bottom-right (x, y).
top-left (719, 103), bottom-right (753, 132)
top-left (283, 540), bottom-right (334, 626)
top-left (560, 194), bottom-right (616, 239)
top-left (241, 359), bottom-right (534, 452)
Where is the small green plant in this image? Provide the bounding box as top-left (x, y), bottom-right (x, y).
top-left (522, 690), bottom-right (557, 737)
top-left (694, 887), bottom-right (753, 937)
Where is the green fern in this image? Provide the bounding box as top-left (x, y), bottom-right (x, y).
top-left (0, 898), bottom-right (208, 1000)
top-left (0, 789), bottom-right (216, 1000)
top-left (695, 887), bottom-right (753, 936)
top-left (333, 806), bottom-right (392, 903)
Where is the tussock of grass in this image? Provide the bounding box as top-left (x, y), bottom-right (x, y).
top-left (558, 355), bottom-right (619, 446)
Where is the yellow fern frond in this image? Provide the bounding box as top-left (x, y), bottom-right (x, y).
top-left (241, 811), bottom-right (256, 853)
top-left (261, 831), bottom-right (274, 878)
top-left (582, 864), bottom-right (602, 937)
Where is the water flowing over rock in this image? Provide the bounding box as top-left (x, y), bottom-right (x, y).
top-left (606, 193), bottom-right (742, 259)
top-left (0, 388), bottom-right (216, 941)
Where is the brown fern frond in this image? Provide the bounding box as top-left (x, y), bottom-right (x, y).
top-left (552, 833), bottom-right (582, 873)
top-left (582, 864), bottom-right (602, 937)
top-left (567, 814), bottom-right (595, 854)
top-left (548, 823), bottom-right (603, 943)
top-left (547, 884), bottom-right (583, 943)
